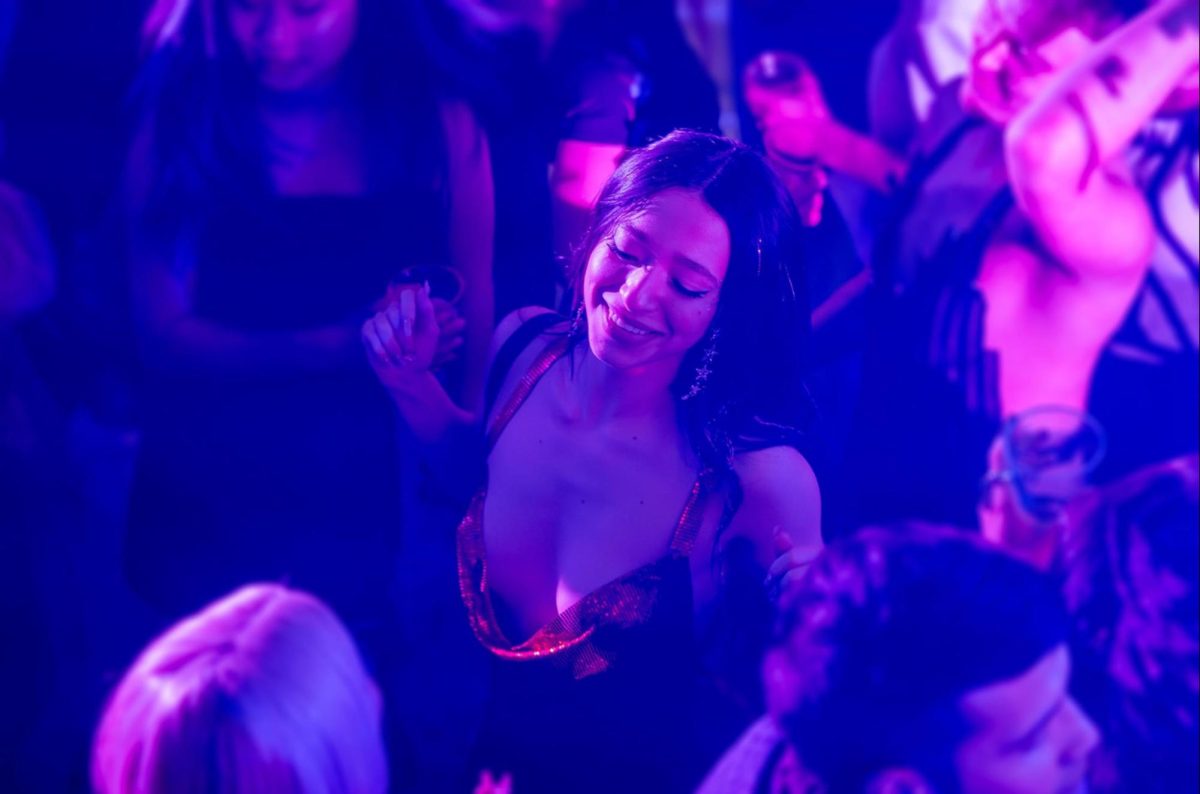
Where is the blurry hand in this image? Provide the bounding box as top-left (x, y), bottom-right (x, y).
top-left (764, 526), bottom-right (823, 601)
top-left (474, 770), bottom-right (513, 794)
top-left (362, 285), bottom-right (438, 389)
top-left (758, 72), bottom-right (833, 164)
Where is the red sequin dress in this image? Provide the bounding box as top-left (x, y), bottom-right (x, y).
top-left (456, 336), bottom-right (733, 792)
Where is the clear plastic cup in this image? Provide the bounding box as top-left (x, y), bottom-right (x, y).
top-left (993, 406), bottom-right (1108, 523)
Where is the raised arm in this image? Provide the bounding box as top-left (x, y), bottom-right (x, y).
top-left (1005, 0), bottom-right (1199, 280)
top-left (442, 100), bottom-right (495, 412)
top-left (757, 67), bottom-right (907, 194)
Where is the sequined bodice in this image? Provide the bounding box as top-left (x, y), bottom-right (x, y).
top-left (456, 336), bottom-right (715, 680)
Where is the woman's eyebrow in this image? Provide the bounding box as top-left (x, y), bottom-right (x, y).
top-left (626, 227), bottom-right (719, 285)
top-left (673, 254), bottom-right (719, 286)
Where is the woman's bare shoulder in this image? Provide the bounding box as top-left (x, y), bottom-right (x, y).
top-left (484, 306), bottom-right (568, 420)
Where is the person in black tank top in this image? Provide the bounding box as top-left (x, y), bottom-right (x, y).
top-left (122, 7), bottom-right (493, 784)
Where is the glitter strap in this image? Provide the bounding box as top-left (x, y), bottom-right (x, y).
top-left (485, 336), bottom-right (571, 455)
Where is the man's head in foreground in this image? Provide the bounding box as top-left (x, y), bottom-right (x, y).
top-left (766, 525), bottom-right (1098, 793)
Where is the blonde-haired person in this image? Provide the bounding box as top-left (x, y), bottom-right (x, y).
top-left (92, 584), bottom-right (387, 794)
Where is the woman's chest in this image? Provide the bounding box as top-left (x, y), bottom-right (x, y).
top-left (482, 412), bottom-right (703, 630)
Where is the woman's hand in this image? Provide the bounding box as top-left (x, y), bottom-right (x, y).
top-left (375, 284), bottom-right (466, 367)
top-left (764, 526), bottom-right (823, 601)
top-left (362, 285), bottom-right (439, 389)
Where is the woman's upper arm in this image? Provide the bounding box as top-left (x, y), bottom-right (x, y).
top-left (1005, 116), bottom-right (1155, 283)
top-left (728, 446), bottom-right (823, 567)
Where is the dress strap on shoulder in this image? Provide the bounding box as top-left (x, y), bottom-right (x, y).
top-left (484, 312), bottom-right (565, 417)
top-left (485, 336), bottom-right (571, 455)
top-left (668, 469), bottom-right (719, 557)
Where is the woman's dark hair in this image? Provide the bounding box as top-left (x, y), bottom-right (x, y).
top-left (768, 524), bottom-right (1069, 793)
top-left (134, 0), bottom-right (459, 235)
top-left (567, 129), bottom-right (812, 478)
top-left (1064, 455), bottom-right (1199, 792)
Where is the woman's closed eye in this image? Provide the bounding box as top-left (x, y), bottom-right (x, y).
top-left (671, 278), bottom-right (708, 299)
top-left (607, 240), bottom-right (639, 263)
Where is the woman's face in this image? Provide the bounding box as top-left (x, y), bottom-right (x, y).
top-left (582, 189), bottom-right (731, 380)
top-left (227, 0), bottom-right (358, 94)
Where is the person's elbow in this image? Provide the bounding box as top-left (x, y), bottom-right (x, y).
top-left (1005, 103), bottom-right (1093, 211)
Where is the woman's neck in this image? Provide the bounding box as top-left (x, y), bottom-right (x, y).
top-left (562, 343), bottom-right (680, 426)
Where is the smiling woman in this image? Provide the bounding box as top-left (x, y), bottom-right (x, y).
top-left (364, 129), bottom-right (819, 792)
top-left (582, 189), bottom-right (730, 376)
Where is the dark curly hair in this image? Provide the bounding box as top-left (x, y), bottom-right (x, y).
top-left (767, 524), bottom-right (1069, 792)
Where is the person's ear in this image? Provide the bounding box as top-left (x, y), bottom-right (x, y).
top-left (865, 768), bottom-right (936, 794)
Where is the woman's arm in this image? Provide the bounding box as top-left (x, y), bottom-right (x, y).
top-left (727, 446), bottom-right (823, 588)
top-left (1005, 0), bottom-right (1199, 281)
top-left (442, 100), bottom-right (495, 412)
top-left (363, 301), bottom-right (554, 443)
top-left (764, 112), bottom-right (908, 194)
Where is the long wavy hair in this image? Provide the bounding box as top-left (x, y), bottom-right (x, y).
top-left (133, 0), bottom-right (462, 236)
top-left (567, 130), bottom-right (813, 482)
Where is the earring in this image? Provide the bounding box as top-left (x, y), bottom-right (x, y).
top-left (682, 329), bottom-right (720, 401)
top-left (568, 303), bottom-right (585, 338)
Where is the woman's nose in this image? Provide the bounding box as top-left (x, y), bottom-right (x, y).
top-left (619, 265), bottom-right (664, 310)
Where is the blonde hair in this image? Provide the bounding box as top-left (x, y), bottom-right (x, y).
top-left (92, 584), bottom-right (387, 794)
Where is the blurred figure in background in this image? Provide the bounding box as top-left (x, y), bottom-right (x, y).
top-left (92, 583), bottom-right (388, 794)
top-left (542, 0), bottom-right (721, 265)
top-left (441, 0), bottom-right (722, 304)
top-left (703, 525), bottom-right (1098, 793)
top-left (451, 0), bottom-right (715, 275)
top-left (868, 0), bottom-right (987, 155)
top-left (121, 0), bottom-right (490, 618)
top-left (120, 3), bottom-right (492, 782)
top-left (846, 0), bottom-right (1199, 530)
top-left (1064, 455), bottom-right (1199, 792)
top-left (979, 450), bottom-right (1199, 792)
top-left (739, 50), bottom-right (903, 520)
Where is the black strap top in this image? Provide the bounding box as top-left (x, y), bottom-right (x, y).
top-left (456, 334), bottom-right (716, 680)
